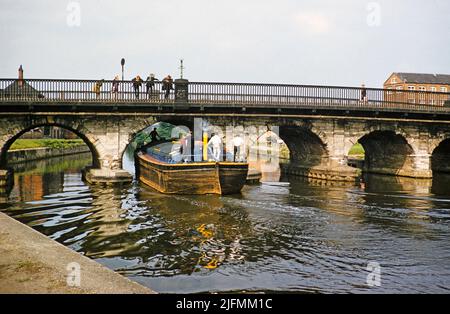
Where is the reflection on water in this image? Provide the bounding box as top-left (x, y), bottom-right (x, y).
top-left (8, 152), bottom-right (93, 203)
top-left (248, 159), bottom-right (282, 182)
top-left (1, 152), bottom-right (450, 293)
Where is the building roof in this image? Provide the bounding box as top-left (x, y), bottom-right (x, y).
top-left (393, 73), bottom-right (450, 85)
top-left (1, 80), bottom-right (44, 98)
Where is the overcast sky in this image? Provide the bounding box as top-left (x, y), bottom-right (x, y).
top-left (0, 0), bottom-right (449, 87)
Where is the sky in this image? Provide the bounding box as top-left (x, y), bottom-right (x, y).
top-left (0, 0), bottom-right (449, 87)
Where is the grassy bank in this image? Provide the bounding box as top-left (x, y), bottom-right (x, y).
top-left (10, 139), bottom-right (85, 150)
top-left (348, 143), bottom-right (365, 156)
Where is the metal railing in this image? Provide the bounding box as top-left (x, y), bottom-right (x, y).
top-left (0, 78), bottom-right (449, 113)
top-left (0, 78), bottom-right (174, 102)
top-left (188, 82), bottom-right (450, 112)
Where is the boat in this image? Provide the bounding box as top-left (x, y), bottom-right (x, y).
top-left (135, 140), bottom-right (248, 195)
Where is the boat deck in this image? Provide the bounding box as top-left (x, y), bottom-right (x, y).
top-left (136, 142), bottom-right (248, 195)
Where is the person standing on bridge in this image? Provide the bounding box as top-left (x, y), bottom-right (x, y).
top-left (162, 75), bottom-right (174, 100)
top-left (111, 75), bottom-right (120, 99)
top-left (132, 75), bottom-right (143, 99)
top-left (145, 74), bottom-right (159, 99)
top-left (93, 79), bottom-right (104, 99)
top-left (360, 84), bottom-right (368, 103)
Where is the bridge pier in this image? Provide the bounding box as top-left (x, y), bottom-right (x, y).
top-left (281, 162), bottom-right (361, 182)
top-left (411, 153), bottom-right (434, 178)
top-left (82, 167), bottom-right (133, 184)
top-left (362, 156), bottom-right (433, 179)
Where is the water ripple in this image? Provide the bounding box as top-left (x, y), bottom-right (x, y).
top-left (2, 155), bottom-right (450, 293)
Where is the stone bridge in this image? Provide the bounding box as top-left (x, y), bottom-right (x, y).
top-left (0, 77), bottom-right (450, 187)
top-left (0, 113), bottom-right (449, 185)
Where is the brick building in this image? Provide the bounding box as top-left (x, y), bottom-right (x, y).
top-left (384, 73), bottom-right (450, 106)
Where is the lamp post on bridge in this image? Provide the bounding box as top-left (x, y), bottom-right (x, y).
top-left (179, 59), bottom-right (184, 79)
top-left (175, 59), bottom-right (189, 108)
top-left (121, 58), bottom-right (125, 81)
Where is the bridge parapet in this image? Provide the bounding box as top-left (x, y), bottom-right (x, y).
top-left (1, 78), bottom-right (449, 114)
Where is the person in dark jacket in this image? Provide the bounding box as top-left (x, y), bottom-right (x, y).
top-left (145, 73), bottom-right (158, 98)
top-left (132, 75), bottom-right (143, 99)
top-left (162, 75), bottom-right (174, 99)
top-left (360, 84), bottom-right (367, 103)
top-left (149, 128), bottom-right (160, 142)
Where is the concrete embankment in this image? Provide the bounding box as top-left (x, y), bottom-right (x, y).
top-left (7, 145), bottom-right (91, 164)
top-left (0, 212), bottom-right (155, 294)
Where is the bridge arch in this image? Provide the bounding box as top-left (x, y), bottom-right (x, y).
top-left (357, 130), bottom-right (415, 176)
top-left (431, 138), bottom-right (450, 174)
top-left (120, 118), bottom-right (193, 168)
top-left (279, 125), bottom-right (328, 168)
top-left (0, 123), bottom-right (101, 168)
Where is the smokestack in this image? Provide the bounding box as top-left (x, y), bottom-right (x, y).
top-left (18, 65), bottom-right (24, 87)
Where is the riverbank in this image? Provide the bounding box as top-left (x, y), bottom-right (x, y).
top-left (0, 212), bottom-right (155, 294)
top-left (7, 145), bottom-right (90, 164)
top-left (10, 139), bottom-right (85, 150)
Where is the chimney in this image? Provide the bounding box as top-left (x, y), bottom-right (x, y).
top-left (18, 65), bottom-right (24, 87)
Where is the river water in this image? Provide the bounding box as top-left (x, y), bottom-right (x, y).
top-left (1, 152), bottom-right (450, 293)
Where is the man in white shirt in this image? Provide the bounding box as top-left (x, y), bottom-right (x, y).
top-left (208, 133), bottom-right (222, 161)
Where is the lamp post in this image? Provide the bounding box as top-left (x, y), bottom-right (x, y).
top-left (179, 59), bottom-right (184, 79)
top-left (121, 58), bottom-right (125, 81)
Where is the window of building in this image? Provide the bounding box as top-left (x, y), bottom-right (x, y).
top-left (417, 86), bottom-right (426, 104)
top-left (407, 86), bottom-right (415, 104)
top-left (391, 77), bottom-right (397, 84)
top-left (430, 87), bottom-right (437, 92)
top-left (440, 87), bottom-right (448, 93)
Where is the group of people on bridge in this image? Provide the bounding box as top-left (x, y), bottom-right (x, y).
top-left (93, 74), bottom-right (174, 100)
